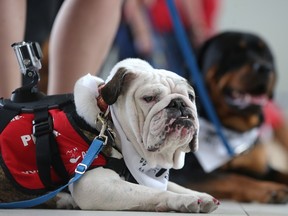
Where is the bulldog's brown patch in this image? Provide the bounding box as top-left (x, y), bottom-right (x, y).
top-left (101, 68), bottom-right (137, 105)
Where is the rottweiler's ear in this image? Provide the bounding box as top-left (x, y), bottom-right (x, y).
top-left (101, 67), bottom-right (136, 105)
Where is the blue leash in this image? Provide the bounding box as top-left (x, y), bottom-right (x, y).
top-left (166, 0), bottom-right (235, 156)
top-left (0, 137), bottom-right (105, 209)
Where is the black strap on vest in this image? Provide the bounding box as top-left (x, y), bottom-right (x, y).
top-left (33, 106), bottom-right (69, 189)
top-left (33, 107), bottom-right (54, 188)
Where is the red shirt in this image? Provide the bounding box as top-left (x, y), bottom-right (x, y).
top-left (147, 0), bottom-right (219, 33)
top-left (263, 100), bottom-right (285, 129)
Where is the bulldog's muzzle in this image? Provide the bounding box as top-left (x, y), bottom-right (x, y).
top-left (164, 98), bottom-right (197, 151)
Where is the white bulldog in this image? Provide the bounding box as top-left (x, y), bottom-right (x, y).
top-left (64, 58), bottom-right (219, 213)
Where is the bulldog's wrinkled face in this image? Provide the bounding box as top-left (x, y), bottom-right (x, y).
top-left (147, 97), bottom-right (196, 152)
top-left (101, 59), bottom-right (199, 169)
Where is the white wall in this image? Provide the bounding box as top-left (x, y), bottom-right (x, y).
top-left (217, 0), bottom-right (288, 113)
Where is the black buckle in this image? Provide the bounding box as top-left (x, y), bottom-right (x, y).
top-left (32, 116), bottom-right (53, 137)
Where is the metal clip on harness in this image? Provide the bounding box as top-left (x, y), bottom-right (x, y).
top-left (95, 113), bottom-right (109, 146)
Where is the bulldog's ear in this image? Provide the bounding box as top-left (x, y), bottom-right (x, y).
top-left (101, 67), bottom-right (136, 105)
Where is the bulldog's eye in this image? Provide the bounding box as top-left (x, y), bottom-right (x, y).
top-left (188, 93), bottom-right (195, 102)
top-left (143, 96), bottom-right (155, 103)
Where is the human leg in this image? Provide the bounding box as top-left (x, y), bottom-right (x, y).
top-left (0, 0), bottom-right (26, 98)
top-left (48, 0), bottom-right (123, 94)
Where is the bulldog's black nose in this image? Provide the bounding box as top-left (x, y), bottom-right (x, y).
top-left (167, 98), bottom-right (193, 118)
top-left (167, 98), bottom-right (186, 109)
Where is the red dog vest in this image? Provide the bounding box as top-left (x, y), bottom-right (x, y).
top-left (0, 108), bottom-right (106, 192)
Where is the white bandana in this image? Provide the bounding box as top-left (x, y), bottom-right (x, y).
top-left (110, 107), bottom-right (169, 190)
top-left (195, 117), bottom-right (259, 173)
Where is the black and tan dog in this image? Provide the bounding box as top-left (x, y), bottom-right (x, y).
top-left (170, 31), bottom-right (288, 203)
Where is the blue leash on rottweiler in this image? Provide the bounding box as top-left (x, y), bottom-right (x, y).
top-left (166, 0), bottom-right (235, 156)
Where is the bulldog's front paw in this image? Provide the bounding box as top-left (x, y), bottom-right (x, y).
top-left (55, 192), bottom-right (78, 209)
top-left (157, 192), bottom-right (219, 213)
top-left (197, 192), bottom-right (220, 213)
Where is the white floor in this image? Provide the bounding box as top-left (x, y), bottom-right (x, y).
top-left (0, 201), bottom-right (287, 216)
